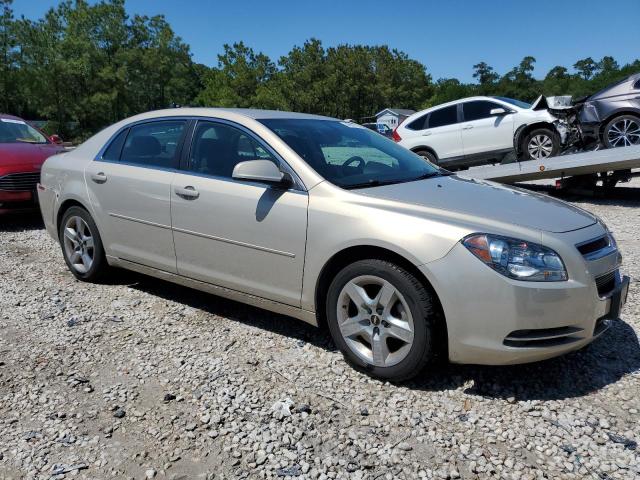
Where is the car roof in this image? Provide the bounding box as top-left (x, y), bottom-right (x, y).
top-left (127, 107), bottom-right (337, 122)
top-left (0, 113), bottom-right (26, 121)
top-left (403, 96), bottom-right (506, 120)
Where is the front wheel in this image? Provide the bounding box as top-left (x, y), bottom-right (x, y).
top-left (523, 128), bottom-right (560, 160)
top-left (603, 115), bottom-right (640, 148)
top-left (326, 259), bottom-right (437, 381)
top-left (59, 206), bottom-right (109, 282)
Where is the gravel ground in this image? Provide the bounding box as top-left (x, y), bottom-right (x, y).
top-left (1, 181), bottom-right (639, 480)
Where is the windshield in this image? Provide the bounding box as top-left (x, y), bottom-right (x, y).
top-left (259, 119), bottom-right (442, 189)
top-left (0, 119), bottom-right (48, 144)
top-left (492, 97), bottom-right (531, 109)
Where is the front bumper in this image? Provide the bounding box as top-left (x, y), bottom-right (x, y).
top-left (421, 230), bottom-right (628, 365)
top-left (0, 189), bottom-right (39, 214)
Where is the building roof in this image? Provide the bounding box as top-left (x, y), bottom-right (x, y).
top-left (375, 108), bottom-right (416, 117)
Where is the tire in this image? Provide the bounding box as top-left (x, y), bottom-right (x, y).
top-left (326, 259), bottom-right (437, 381)
top-left (414, 149), bottom-right (438, 165)
top-left (522, 128), bottom-right (560, 160)
top-left (603, 115), bottom-right (640, 148)
top-left (58, 206), bottom-right (109, 282)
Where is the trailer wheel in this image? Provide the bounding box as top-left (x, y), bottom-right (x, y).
top-left (522, 128), bottom-right (560, 160)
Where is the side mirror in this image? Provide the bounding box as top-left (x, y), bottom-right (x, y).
top-left (49, 134), bottom-right (63, 144)
top-left (232, 160), bottom-right (292, 187)
top-left (490, 108), bottom-right (508, 116)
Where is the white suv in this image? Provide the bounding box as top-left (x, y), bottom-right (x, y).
top-left (394, 96), bottom-right (559, 169)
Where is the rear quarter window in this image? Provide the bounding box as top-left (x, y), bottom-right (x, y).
top-left (406, 113), bottom-right (428, 130)
top-left (101, 129), bottom-right (128, 161)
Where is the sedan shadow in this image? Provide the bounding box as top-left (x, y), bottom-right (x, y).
top-left (127, 273), bottom-right (335, 351)
top-left (0, 211), bottom-right (44, 232)
top-left (124, 272), bottom-right (639, 401)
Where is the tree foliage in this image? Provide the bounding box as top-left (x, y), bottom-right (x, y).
top-left (1, 0), bottom-right (638, 141)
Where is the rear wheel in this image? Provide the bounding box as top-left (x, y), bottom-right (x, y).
top-left (326, 259), bottom-right (437, 381)
top-left (603, 115), bottom-right (640, 148)
top-left (59, 206), bottom-right (109, 282)
top-left (523, 128), bottom-right (560, 160)
top-left (414, 149), bottom-right (438, 165)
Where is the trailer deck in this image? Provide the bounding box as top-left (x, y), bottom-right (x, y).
top-left (459, 145), bottom-right (640, 184)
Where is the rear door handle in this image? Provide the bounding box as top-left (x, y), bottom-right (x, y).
top-left (91, 172), bottom-right (107, 183)
top-left (462, 125), bottom-right (474, 130)
top-left (421, 131), bottom-right (432, 136)
top-left (174, 185), bottom-right (199, 199)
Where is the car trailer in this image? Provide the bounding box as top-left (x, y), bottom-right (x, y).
top-left (459, 145), bottom-right (640, 190)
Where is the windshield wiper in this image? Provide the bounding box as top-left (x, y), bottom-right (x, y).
top-left (342, 179), bottom-right (402, 190)
top-left (342, 171), bottom-right (453, 190)
top-left (403, 170), bottom-right (453, 183)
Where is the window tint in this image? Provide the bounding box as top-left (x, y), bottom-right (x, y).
top-left (634, 79), bottom-right (640, 90)
top-left (463, 101), bottom-right (504, 121)
top-left (102, 129), bottom-right (128, 161)
top-left (188, 121), bottom-right (277, 178)
top-left (427, 105), bottom-right (458, 128)
top-left (406, 114), bottom-right (428, 130)
top-left (121, 120), bottom-right (186, 168)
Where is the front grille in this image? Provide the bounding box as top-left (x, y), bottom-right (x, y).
top-left (0, 172), bottom-right (41, 192)
top-left (577, 236), bottom-right (609, 256)
top-left (595, 270), bottom-right (617, 297)
top-left (503, 326), bottom-right (584, 348)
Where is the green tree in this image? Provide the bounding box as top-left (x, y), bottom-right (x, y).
top-left (573, 57), bottom-right (598, 80)
top-left (472, 61), bottom-right (498, 93)
top-left (0, 0), bottom-right (19, 113)
top-left (196, 41), bottom-right (276, 108)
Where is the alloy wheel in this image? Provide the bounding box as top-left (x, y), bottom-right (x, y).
top-left (607, 118), bottom-right (640, 147)
top-left (527, 134), bottom-right (554, 159)
top-left (62, 216), bottom-right (95, 274)
top-left (336, 275), bottom-right (415, 368)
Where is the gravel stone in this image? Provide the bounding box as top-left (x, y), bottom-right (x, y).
top-left (0, 182), bottom-right (639, 479)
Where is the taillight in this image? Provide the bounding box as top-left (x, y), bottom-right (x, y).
top-left (392, 128), bottom-right (401, 142)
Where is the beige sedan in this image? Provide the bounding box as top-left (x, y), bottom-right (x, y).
top-left (38, 108), bottom-right (629, 380)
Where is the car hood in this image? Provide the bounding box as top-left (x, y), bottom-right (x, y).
top-left (357, 175), bottom-right (597, 233)
top-left (0, 143), bottom-right (64, 172)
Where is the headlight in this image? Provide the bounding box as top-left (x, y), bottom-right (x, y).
top-left (462, 234), bottom-right (567, 281)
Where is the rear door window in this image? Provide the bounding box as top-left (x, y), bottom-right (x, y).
top-left (427, 105), bottom-right (458, 128)
top-left (121, 120), bottom-right (186, 168)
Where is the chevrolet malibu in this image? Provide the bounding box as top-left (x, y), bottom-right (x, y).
top-left (38, 109), bottom-right (629, 381)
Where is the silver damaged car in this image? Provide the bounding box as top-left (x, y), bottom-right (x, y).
top-left (38, 109), bottom-right (630, 381)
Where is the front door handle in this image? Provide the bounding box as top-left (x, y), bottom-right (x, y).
top-left (91, 172), bottom-right (107, 183)
top-left (462, 125), bottom-right (474, 130)
top-left (174, 185), bottom-right (199, 199)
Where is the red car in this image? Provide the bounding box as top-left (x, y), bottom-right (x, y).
top-left (0, 114), bottom-right (66, 214)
